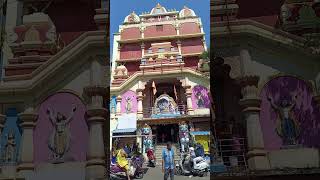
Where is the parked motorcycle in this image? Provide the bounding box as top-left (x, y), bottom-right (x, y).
top-left (147, 149), bottom-right (156, 167)
top-left (110, 154), bottom-right (144, 179)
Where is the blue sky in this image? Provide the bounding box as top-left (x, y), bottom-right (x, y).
top-left (110, 0), bottom-right (210, 56)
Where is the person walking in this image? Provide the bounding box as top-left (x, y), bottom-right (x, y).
top-left (162, 142), bottom-right (175, 180)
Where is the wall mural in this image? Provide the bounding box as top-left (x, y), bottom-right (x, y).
top-left (0, 108), bottom-right (21, 164)
top-left (34, 92), bottom-right (88, 164)
top-left (121, 90), bottom-right (138, 114)
top-left (192, 85), bottom-right (210, 109)
top-left (260, 76), bottom-right (320, 150)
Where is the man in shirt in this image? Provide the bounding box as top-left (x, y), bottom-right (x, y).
top-left (162, 142), bottom-right (175, 180)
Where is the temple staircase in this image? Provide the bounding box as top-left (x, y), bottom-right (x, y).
top-left (154, 143), bottom-right (181, 166)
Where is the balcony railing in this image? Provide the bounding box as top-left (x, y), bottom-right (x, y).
top-left (143, 104), bottom-right (187, 118)
top-left (140, 55), bottom-right (184, 68)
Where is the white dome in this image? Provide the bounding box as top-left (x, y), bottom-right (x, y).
top-left (179, 6), bottom-right (196, 18)
top-left (150, 3), bottom-right (167, 15)
top-left (124, 11), bottom-right (140, 23)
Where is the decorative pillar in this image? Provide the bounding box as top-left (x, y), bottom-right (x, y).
top-left (238, 76), bottom-right (270, 170)
top-left (184, 85), bottom-right (194, 115)
top-left (84, 86), bottom-right (108, 179)
top-left (141, 43), bottom-right (145, 57)
top-left (137, 89), bottom-right (144, 119)
top-left (140, 25), bottom-right (145, 39)
top-left (117, 44), bottom-right (121, 61)
top-left (177, 40), bottom-right (182, 54)
top-left (175, 23), bottom-right (180, 36)
top-left (17, 108), bottom-right (38, 176)
top-left (116, 95), bottom-right (122, 116)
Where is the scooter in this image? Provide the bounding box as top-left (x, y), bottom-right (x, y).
top-left (175, 153), bottom-right (209, 177)
top-left (147, 149), bottom-right (156, 167)
top-left (191, 157), bottom-right (210, 177)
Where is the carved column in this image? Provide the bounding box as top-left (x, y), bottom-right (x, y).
top-left (116, 95), bottom-right (122, 116)
top-left (117, 44), bottom-right (121, 61)
top-left (137, 89), bottom-right (144, 119)
top-left (84, 86), bottom-right (108, 179)
top-left (184, 85), bottom-right (194, 115)
top-left (238, 76), bottom-right (270, 170)
top-left (141, 43), bottom-right (145, 57)
top-left (177, 40), bottom-right (182, 54)
top-left (17, 108), bottom-right (38, 176)
top-left (175, 23), bottom-right (180, 36)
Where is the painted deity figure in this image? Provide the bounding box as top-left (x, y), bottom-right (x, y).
top-left (47, 106), bottom-right (76, 161)
top-left (125, 97), bottom-right (132, 113)
top-left (268, 95), bottom-right (300, 146)
top-left (141, 124), bottom-right (153, 152)
top-left (196, 91), bottom-right (205, 108)
top-left (4, 131), bottom-right (16, 162)
top-left (179, 121), bottom-right (190, 153)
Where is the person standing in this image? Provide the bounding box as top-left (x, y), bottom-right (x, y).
top-left (162, 142), bottom-right (175, 180)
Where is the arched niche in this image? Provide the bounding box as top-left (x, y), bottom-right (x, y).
top-left (191, 85), bottom-right (210, 109)
top-left (121, 90), bottom-right (138, 114)
top-left (0, 108), bottom-right (21, 164)
top-left (260, 76), bottom-right (320, 150)
top-left (34, 92), bottom-right (88, 164)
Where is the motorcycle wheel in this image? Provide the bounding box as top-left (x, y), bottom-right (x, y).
top-left (135, 172), bottom-right (144, 179)
top-left (175, 168), bottom-right (182, 175)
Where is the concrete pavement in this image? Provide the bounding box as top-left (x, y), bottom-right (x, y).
top-left (142, 167), bottom-right (210, 180)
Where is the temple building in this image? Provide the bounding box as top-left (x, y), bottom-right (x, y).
top-left (110, 3), bottom-right (210, 161)
top-left (0, 0), bottom-right (109, 180)
top-left (212, 0), bottom-right (320, 179)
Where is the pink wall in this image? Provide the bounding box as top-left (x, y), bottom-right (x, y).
top-left (184, 56), bottom-right (199, 69)
top-left (144, 24), bottom-right (176, 38)
top-left (180, 22), bottom-right (201, 35)
top-left (120, 44), bottom-right (142, 60)
top-left (34, 92), bottom-right (88, 164)
top-left (121, 27), bottom-right (141, 40)
top-left (260, 76), bottom-right (320, 150)
top-left (121, 90), bottom-right (138, 113)
top-left (125, 62), bottom-right (140, 75)
top-left (181, 38), bottom-right (204, 54)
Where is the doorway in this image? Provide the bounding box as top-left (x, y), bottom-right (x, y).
top-left (155, 124), bottom-right (179, 144)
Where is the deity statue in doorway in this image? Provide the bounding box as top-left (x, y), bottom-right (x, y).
top-left (125, 97), bottom-right (132, 113)
top-left (179, 121), bottom-right (190, 152)
top-left (268, 94), bottom-right (300, 146)
top-left (3, 130), bottom-right (16, 162)
top-left (47, 105), bottom-right (76, 162)
top-left (141, 124), bottom-right (153, 152)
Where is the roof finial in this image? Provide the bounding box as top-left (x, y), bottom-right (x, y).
top-left (156, 3), bottom-right (162, 8)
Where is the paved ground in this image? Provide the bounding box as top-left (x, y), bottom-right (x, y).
top-left (142, 167), bottom-right (210, 180)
